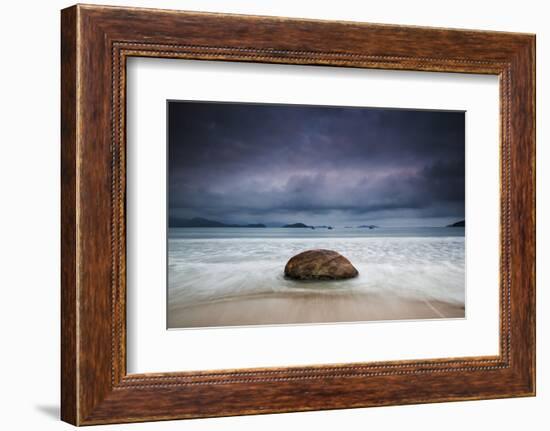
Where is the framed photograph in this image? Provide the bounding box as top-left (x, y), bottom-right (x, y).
top-left (165, 101), bottom-right (467, 329)
top-left (61, 4), bottom-right (536, 425)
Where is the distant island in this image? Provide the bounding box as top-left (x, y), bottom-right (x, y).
top-left (282, 223), bottom-right (335, 229)
top-left (170, 217), bottom-right (266, 228)
top-left (283, 223), bottom-right (313, 229)
top-left (446, 220), bottom-right (465, 227)
top-left (170, 217), bottom-right (386, 229)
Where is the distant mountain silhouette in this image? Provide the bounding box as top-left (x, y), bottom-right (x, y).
top-left (446, 220), bottom-right (465, 227)
top-left (283, 223), bottom-right (313, 228)
top-left (170, 217), bottom-right (265, 228)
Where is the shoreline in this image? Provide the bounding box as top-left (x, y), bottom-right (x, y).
top-left (168, 291), bottom-right (465, 329)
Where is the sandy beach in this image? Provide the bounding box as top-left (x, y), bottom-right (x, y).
top-left (168, 290), bottom-right (464, 328)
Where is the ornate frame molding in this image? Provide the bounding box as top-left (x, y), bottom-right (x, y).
top-left (61, 5), bottom-right (535, 425)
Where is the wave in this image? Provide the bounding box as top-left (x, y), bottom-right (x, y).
top-left (168, 236), bottom-right (465, 309)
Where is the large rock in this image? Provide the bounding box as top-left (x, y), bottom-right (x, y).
top-left (284, 249), bottom-right (359, 281)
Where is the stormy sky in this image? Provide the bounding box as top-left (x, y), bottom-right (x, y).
top-left (168, 101), bottom-right (465, 227)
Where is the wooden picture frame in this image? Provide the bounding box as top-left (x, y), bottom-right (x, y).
top-left (61, 4), bottom-right (535, 425)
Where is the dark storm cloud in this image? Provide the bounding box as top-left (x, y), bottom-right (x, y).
top-left (168, 101), bottom-right (465, 226)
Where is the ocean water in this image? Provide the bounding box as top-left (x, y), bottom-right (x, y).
top-left (168, 227), bottom-right (466, 313)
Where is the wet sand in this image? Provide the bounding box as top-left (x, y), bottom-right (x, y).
top-left (167, 291), bottom-right (465, 329)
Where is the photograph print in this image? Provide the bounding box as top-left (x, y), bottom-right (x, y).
top-left (167, 101), bottom-right (466, 329)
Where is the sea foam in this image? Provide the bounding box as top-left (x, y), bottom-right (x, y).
top-left (168, 228), bottom-right (465, 310)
